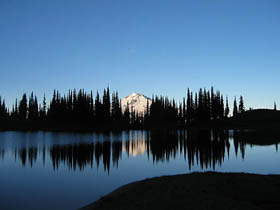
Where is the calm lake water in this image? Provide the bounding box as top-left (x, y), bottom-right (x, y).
top-left (0, 130), bottom-right (280, 210)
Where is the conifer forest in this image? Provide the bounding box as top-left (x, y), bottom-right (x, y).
top-left (0, 87), bottom-right (245, 131)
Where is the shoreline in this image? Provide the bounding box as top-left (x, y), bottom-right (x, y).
top-left (80, 172), bottom-right (280, 210)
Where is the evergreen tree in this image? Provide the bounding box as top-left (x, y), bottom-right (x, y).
top-left (215, 91), bottom-right (221, 120)
top-left (186, 88), bottom-right (191, 124)
top-left (19, 93), bottom-right (28, 120)
top-left (10, 99), bottom-right (19, 119)
top-left (206, 90), bottom-right (211, 120)
top-left (73, 89), bottom-right (77, 120)
top-left (0, 97), bottom-right (8, 120)
top-left (15, 99), bottom-right (18, 118)
top-left (41, 94), bottom-right (47, 119)
top-left (111, 92), bottom-right (117, 122)
top-left (211, 87), bottom-right (215, 120)
top-left (233, 97), bottom-right (238, 117)
top-left (110, 91), bottom-right (122, 125)
top-left (95, 91), bottom-right (102, 122)
top-left (115, 92), bottom-right (122, 123)
top-left (66, 90), bottom-right (74, 121)
top-left (178, 102), bottom-right (183, 124)
top-left (225, 96), bottom-right (230, 117)
top-left (48, 90), bottom-right (56, 120)
top-left (100, 87), bottom-right (111, 123)
top-left (34, 95), bottom-right (39, 119)
top-left (144, 98), bottom-right (150, 125)
top-left (274, 102), bottom-right (277, 110)
top-left (239, 96), bottom-right (245, 113)
top-left (28, 92), bottom-right (35, 120)
top-left (28, 92), bottom-right (39, 120)
top-left (194, 93), bottom-right (198, 121)
top-left (123, 102), bottom-right (130, 126)
top-left (197, 88), bottom-right (203, 121)
top-left (219, 95), bottom-right (224, 119)
top-left (90, 91), bottom-right (94, 119)
top-left (182, 97), bottom-right (186, 125)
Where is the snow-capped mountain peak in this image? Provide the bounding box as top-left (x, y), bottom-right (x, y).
top-left (121, 93), bottom-right (152, 114)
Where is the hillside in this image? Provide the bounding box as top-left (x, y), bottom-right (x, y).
top-left (226, 109), bottom-right (280, 130)
top-left (231, 109), bottom-right (280, 123)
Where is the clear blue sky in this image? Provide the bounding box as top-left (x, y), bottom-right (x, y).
top-left (1, 0), bottom-right (280, 110)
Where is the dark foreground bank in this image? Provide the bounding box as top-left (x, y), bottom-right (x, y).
top-left (80, 172), bottom-right (280, 210)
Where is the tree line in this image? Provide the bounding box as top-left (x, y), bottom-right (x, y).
top-left (146, 87), bottom-right (245, 126)
top-left (0, 86), bottom-right (246, 130)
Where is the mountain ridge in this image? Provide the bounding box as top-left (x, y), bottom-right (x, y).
top-left (121, 93), bottom-right (152, 114)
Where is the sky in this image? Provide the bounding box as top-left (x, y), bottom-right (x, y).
top-left (0, 0), bottom-right (280, 110)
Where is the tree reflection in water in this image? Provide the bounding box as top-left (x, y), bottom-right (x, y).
top-left (0, 130), bottom-right (276, 172)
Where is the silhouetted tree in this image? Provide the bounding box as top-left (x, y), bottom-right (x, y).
top-left (95, 91), bottom-right (102, 123)
top-left (123, 102), bottom-right (130, 126)
top-left (186, 88), bottom-right (192, 124)
top-left (225, 96), bottom-right (230, 117)
top-left (0, 97), bottom-right (8, 120)
top-left (28, 92), bottom-right (39, 120)
top-left (39, 94), bottom-right (47, 119)
top-left (219, 94), bottom-right (224, 119)
top-left (90, 91), bottom-right (94, 119)
top-left (239, 96), bottom-right (245, 113)
top-left (211, 87), bottom-right (215, 120)
top-left (19, 93), bottom-right (28, 120)
top-left (11, 98), bottom-right (19, 119)
top-left (102, 87), bottom-right (111, 123)
top-left (111, 91), bottom-right (122, 124)
top-left (233, 97), bottom-right (238, 117)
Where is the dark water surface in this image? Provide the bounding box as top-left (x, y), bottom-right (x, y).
top-left (0, 130), bottom-right (279, 210)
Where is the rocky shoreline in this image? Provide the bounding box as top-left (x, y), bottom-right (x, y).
top-left (80, 172), bottom-right (280, 210)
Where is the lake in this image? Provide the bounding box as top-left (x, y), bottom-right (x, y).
top-left (0, 130), bottom-right (280, 210)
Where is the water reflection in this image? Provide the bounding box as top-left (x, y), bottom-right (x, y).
top-left (185, 130), bottom-right (230, 170)
top-left (0, 149), bottom-right (4, 160)
top-left (0, 130), bottom-right (279, 172)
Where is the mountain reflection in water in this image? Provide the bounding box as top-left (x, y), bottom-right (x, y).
top-left (0, 130), bottom-right (279, 172)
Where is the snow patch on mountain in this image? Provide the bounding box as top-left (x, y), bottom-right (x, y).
top-left (121, 93), bottom-right (152, 115)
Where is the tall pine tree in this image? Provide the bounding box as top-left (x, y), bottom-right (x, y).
top-left (19, 93), bottom-right (28, 120)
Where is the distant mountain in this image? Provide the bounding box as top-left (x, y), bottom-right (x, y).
top-left (121, 93), bottom-right (152, 114)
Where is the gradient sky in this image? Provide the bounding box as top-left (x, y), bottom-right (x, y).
top-left (1, 0), bottom-right (280, 110)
